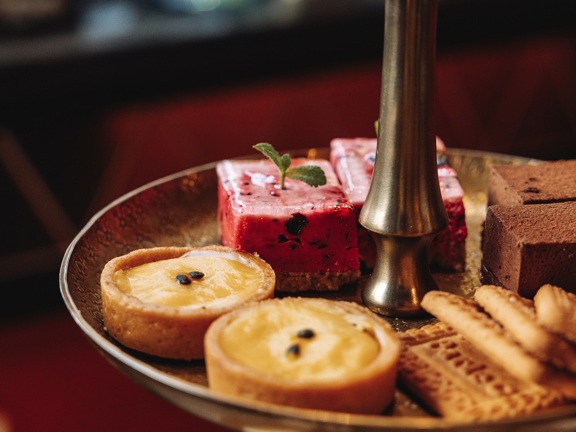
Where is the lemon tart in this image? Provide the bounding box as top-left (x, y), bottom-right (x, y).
top-left (204, 297), bottom-right (400, 414)
top-left (100, 246), bottom-right (275, 360)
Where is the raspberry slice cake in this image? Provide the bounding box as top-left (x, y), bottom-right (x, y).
top-left (217, 158), bottom-right (360, 292)
top-left (330, 137), bottom-right (467, 272)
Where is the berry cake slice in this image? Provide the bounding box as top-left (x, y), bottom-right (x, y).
top-left (330, 137), bottom-right (467, 272)
top-left (217, 158), bottom-right (360, 292)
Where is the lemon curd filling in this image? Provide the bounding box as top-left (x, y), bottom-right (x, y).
top-left (219, 302), bottom-right (381, 381)
top-left (113, 251), bottom-right (265, 310)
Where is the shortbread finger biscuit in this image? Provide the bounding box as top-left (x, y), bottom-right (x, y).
top-left (398, 321), bottom-right (564, 421)
top-left (475, 285), bottom-right (576, 374)
top-left (421, 290), bottom-right (576, 400)
top-left (534, 284), bottom-right (576, 344)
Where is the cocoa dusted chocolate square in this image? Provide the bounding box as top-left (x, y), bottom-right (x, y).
top-left (488, 160), bottom-right (576, 206)
top-left (481, 202), bottom-right (576, 298)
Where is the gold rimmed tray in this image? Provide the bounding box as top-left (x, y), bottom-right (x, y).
top-left (59, 148), bottom-right (576, 431)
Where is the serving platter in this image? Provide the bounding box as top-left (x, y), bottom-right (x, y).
top-left (60, 148), bottom-right (576, 431)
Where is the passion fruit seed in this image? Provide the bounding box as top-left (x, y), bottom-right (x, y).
top-left (296, 328), bottom-right (315, 339)
top-left (188, 271), bottom-right (205, 279)
top-left (286, 343), bottom-right (301, 358)
top-left (176, 273), bottom-right (192, 285)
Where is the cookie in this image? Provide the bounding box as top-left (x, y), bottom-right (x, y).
top-left (398, 321), bottom-right (564, 421)
top-left (534, 284), bottom-right (576, 345)
top-left (421, 290), bottom-right (576, 400)
top-left (475, 285), bottom-right (576, 374)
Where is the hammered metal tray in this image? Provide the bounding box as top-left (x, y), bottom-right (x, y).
top-left (60, 148), bottom-right (576, 431)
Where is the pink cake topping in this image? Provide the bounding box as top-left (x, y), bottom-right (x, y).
top-left (329, 138), bottom-right (375, 208)
top-left (438, 166), bottom-right (465, 202)
top-left (217, 159), bottom-right (348, 215)
top-left (330, 137), bottom-right (464, 205)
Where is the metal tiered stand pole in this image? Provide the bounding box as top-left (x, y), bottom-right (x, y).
top-left (360, 0), bottom-right (448, 318)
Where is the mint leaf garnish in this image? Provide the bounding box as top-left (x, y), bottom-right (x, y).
top-left (285, 165), bottom-right (326, 187)
top-left (253, 143), bottom-right (327, 189)
top-left (253, 143), bottom-right (285, 169)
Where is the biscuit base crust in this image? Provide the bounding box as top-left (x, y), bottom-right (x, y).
top-left (276, 269), bottom-right (361, 292)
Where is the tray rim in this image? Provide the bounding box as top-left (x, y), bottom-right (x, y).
top-left (59, 148), bottom-right (576, 431)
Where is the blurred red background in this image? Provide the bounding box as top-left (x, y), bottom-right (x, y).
top-left (1, 10), bottom-right (576, 432)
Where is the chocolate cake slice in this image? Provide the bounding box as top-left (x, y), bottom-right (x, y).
top-left (481, 202), bottom-right (576, 298)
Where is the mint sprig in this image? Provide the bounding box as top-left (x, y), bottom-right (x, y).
top-left (253, 143), bottom-right (327, 189)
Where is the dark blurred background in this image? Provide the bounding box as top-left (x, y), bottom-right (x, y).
top-left (1, 0), bottom-right (576, 430)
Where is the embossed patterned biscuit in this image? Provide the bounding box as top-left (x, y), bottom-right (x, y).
top-left (398, 321), bottom-right (564, 421)
top-left (421, 290), bottom-right (576, 400)
top-left (534, 284), bottom-right (576, 345)
top-left (475, 285), bottom-right (576, 374)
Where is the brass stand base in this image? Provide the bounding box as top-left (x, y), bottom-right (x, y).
top-left (362, 234), bottom-right (437, 318)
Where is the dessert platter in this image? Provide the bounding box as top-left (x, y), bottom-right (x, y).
top-left (60, 146), bottom-right (576, 431)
